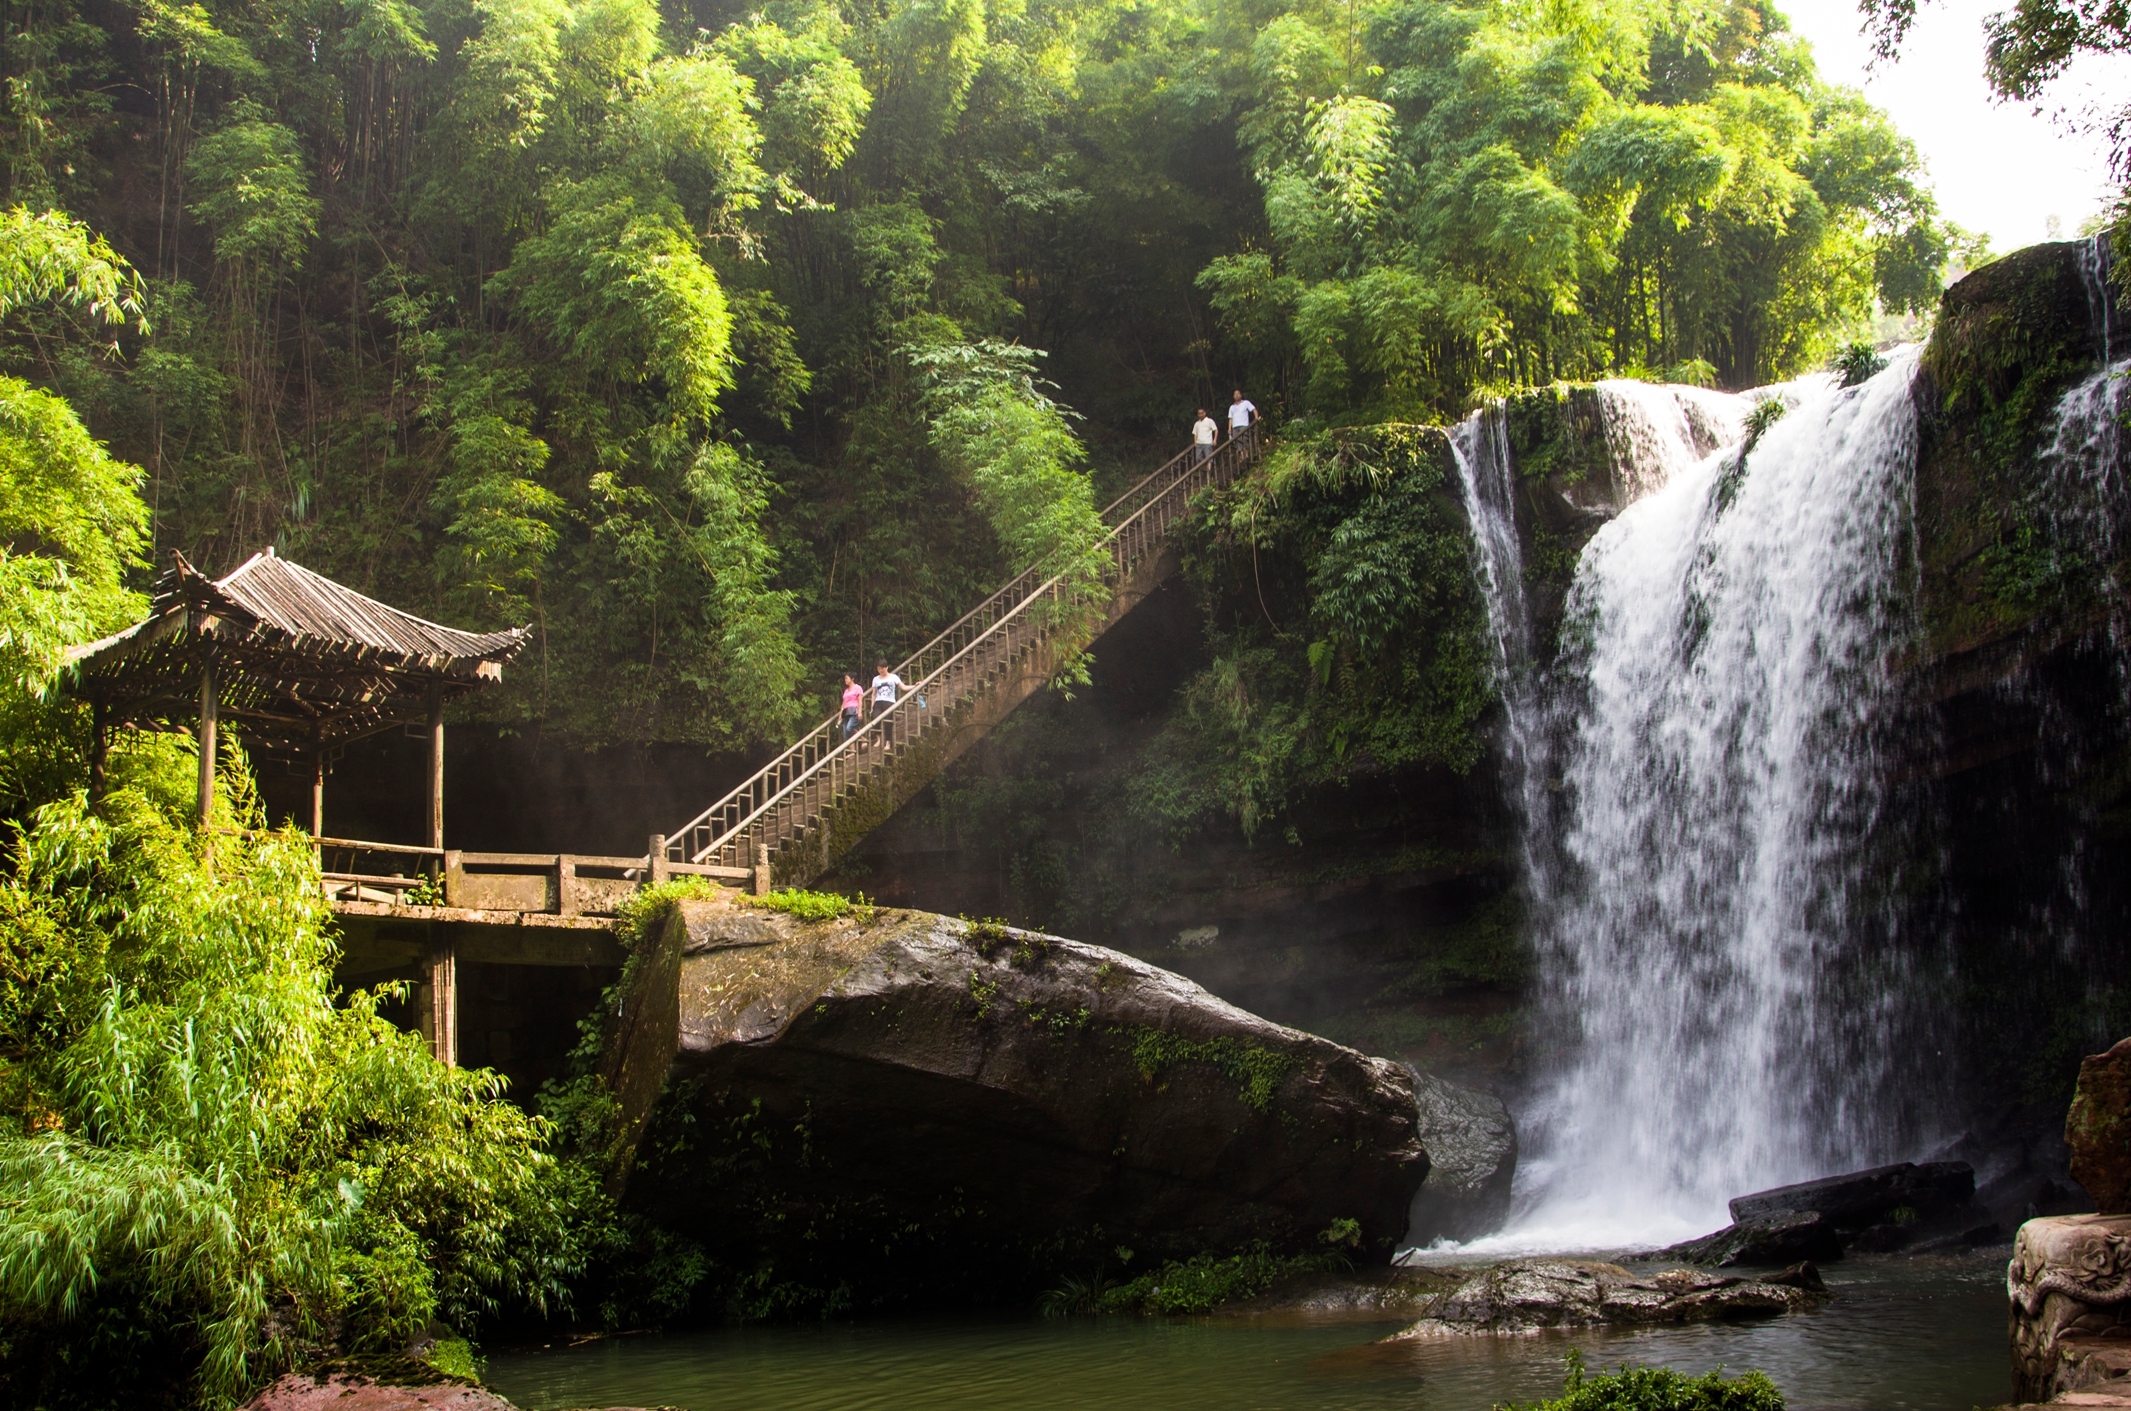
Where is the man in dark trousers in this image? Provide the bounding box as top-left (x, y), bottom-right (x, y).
top-left (1228, 388), bottom-right (1258, 455)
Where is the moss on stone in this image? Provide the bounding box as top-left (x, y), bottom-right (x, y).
top-left (1121, 1026), bottom-right (1302, 1112)
top-left (1913, 241), bottom-right (2121, 661)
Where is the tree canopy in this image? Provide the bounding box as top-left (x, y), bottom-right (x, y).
top-left (0, 0), bottom-right (1956, 751)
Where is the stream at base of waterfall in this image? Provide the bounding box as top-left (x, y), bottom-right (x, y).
top-left (484, 1251), bottom-right (2009, 1411)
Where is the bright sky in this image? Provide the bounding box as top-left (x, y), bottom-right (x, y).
top-left (1776, 0), bottom-right (2126, 252)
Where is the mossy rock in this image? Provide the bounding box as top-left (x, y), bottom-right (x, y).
top-left (1912, 239), bottom-right (2124, 667)
top-left (605, 895), bottom-right (1436, 1310)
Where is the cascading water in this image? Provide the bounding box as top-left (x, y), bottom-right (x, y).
top-left (1442, 354), bottom-right (1939, 1252)
top-left (1593, 379), bottom-right (1749, 504)
top-left (1448, 384), bottom-right (1749, 855)
top-left (1449, 410), bottom-right (1542, 849)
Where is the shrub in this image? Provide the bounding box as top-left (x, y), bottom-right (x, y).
top-left (1499, 1352), bottom-right (1786, 1411)
top-left (0, 790), bottom-right (593, 1408)
top-left (1091, 1240), bottom-right (1347, 1315)
top-left (750, 887), bottom-right (866, 921)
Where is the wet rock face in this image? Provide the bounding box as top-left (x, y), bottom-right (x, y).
top-left (2068, 1037), bottom-right (2131, 1214)
top-left (1403, 1069), bottom-right (1516, 1244)
top-left (1380, 1260), bottom-right (1827, 1338)
top-left (616, 898), bottom-right (1433, 1302)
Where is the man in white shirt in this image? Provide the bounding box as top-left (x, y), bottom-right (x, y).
top-left (1191, 407), bottom-right (1218, 464)
top-left (868, 660), bottom-right (905, 721)
top-left (1228, 388), bottom-right (1258, 455)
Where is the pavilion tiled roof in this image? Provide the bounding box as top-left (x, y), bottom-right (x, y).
top-left (66, 549), bottom-right (527, 753)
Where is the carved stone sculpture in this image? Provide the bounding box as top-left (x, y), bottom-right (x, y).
top-left (2009, 1214), bottom-right (2131, 1402)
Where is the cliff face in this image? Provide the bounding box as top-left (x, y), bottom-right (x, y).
top-left (1903, 240), bottom-right (2131, 1140)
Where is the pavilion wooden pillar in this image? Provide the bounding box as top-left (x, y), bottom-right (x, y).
top-left (196, 660), bottom-right (218, 827)
top-left (425, 935), bottom-right (457, 1068)
top-left (424, 677), bottom-right (455, 1065)
top-left (426, 676), bottom-right (445, 850)
top-left (310, 722), bottom-right (325, 838)
top-left (87, 700), bottom-right (107, 803)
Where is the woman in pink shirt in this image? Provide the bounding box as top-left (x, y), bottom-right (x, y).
top-left (840, 674), bottom-right (864, 739)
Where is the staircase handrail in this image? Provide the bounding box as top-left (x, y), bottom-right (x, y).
top-left (662, 435), bottom-right (1247, 867)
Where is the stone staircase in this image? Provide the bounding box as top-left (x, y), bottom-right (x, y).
top-left (658, 434), bottom-right (1256, 888)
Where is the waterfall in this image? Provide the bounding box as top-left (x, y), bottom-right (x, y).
top-left (1445, 354), bottom-right (1934, 1251)
top-left (2080, 232), bottom-right (2116, 365)
top-left (1449, 410), bottom-right (1541, 853)
top-left (2040, 354), bottom-right (2131, 563)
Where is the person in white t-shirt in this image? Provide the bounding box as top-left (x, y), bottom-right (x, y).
top-left (868, 660), bottom-right (906, 721)
top-left (1191, 407), bottom-right (1218, 464)
top-left (1228, 389), bottom-right (1258, 455)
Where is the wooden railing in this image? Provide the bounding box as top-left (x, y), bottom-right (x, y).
top-left (660, 432), bottom-right (1257, 877)
top-left (319, 838), bottom-right (756, 915)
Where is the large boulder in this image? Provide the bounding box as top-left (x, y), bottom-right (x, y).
top-left (1402, 1067), bottom-right (1516, 1244)
top-left (2068, 1037), bottom-right (2131, 1214)
top-left (240, 1362), bottom-right (511, 1411)
top-left (1381, 1260), bottom-right (1826, 1339)
top-left (606, 896), bottom-right (1431, 1304)
top-left (1653, 1161), bottom-right (1994, 1266)
top-left (1656, 1210), bottom-right (1844, 1268)
top-left (1727, 1161), bottom-right (1976, 1227)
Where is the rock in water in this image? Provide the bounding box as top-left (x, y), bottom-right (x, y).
top-left (1727, 1161), bottom-right (1975, 1227)
top-left (1656, 1210), bottom-right (1844, 1267)
top-left (2068, 1037), bottom-right (2131, 1214)
top-left (1403, 1067), bottom-right (1517, 1244)
top-left (1380, 1260), bottom-right (1827, 1338)
top-left (606, 897), bottom-right (1431, 1303)
top-left (1653, 1160), bottom-right (1993, 1265)
top-left (240, 1362), bottom-right (513, 1410)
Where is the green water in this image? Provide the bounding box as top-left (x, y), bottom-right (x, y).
top-left (485, 1252), bottom-right (2010, 1411)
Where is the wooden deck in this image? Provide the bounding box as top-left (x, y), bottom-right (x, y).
top-left (325, 839), bottom-right (765, 1065)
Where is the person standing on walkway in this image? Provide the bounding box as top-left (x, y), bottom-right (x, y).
top-left (840, 673), bottom-right (864, 740)
top-left (869, 660), bottom-right (906, 723)
top-left (1228, 388), bottom-right (1258, 455)
top-left (1192, 407), bottom-right (1218, 464)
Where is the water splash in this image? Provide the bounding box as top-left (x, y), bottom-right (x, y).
top-left (1488, 354), bottom-right (1929, 1250)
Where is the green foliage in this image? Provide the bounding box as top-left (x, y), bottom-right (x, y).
top-left (749, 887), bottom-right (860, 921)
top-left (1131, 425), bottom-right (1494, 842)
top-left (1036, 1267), bottom-right (1116, 1316)
top-left (1499, 1352), bottom-right (1786, 1411)
top-left (0, 211), bottom-right (150, 819)
top-left (1833, 340), bottom-right (1888, 387)
top-left (0, 792), bottom-right (590, 1408)
top-left (1092, 1240), bottom-right (1346, 1314)
top-left (1213, 0), bottom-right (1953, 408)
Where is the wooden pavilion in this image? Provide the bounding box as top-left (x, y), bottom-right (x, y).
top-left (64, 547), bottom-right (527, 845)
